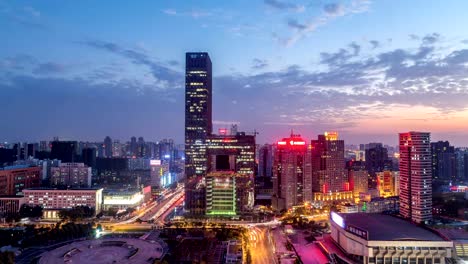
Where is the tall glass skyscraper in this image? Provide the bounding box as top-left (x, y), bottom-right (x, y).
top-left (184, 52), bottom-right (212, 215)
top-left (399, 131), bottom-right (432, 224)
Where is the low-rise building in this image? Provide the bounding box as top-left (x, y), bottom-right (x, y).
top-left (224, 240), bottom-right (242, 264)
top-left (0, 196), bottom-right (25, 216)
top-left (23, 188), bottom-right (103, 218)
top-left (103, 189), bottom-right (144, 211)
top-left (0, 166), bottom-right (41, 195)
top-left (330, 212), bottom-right (453, 264)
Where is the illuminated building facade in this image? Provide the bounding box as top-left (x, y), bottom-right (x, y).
top-left (272, 134), bottom-right (307, 211)
top-left (311, 132), bottom-right (352, 202)
top-left (204, 131), bottom-right (256, 215)
top-left (377, 171), bottom-right (400, 197)
top-left (347, 160), bottom-right (369, 200)
top-left (185, 52), bottom-right (212, 215)
top-left (103, 189), bottom-right (144, 210)
top-left (330, 212), bottom-right (453, 264)
top-left (399, 131), bottom-right (432, 224)
top-left (23, 188), bottom-right (103, 215)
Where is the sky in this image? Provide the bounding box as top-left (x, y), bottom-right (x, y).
top-left (2, 0), bottom-right (468, 146)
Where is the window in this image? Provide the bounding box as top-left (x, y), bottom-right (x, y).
top-left (393, 257), bottom-right (400, 264)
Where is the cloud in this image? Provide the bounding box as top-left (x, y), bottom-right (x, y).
top-left (323, 3), bottom-right (344, 15)
top-left (369, 40), bottom-right (380, 49)
top-left (24, 6), bottom-right (40, 17)
top-left (409, 34), bottom-right (419, 40)
top-left (287, 19), bottom-right (307, 30)
top-left (33, 62), bottom-right (67, 74)
top-left (252, 58), bottom-right (268, 70)
top-left (279, 0), bottom-right (373, 46)
top-left (163, 9), bottom-right (177, 15)
top-left (4, 33), bottom-right (468, 144)
top-left (82, 40), bottom-right (182, 89)
top-left (264, 0), bottom-right (305, 12)
top-left (162, 8), bottom-right (213, 19)
top-left (422, 33), bottom-right (440, 46)
top-left (349, 42), bottom-right (361, 56)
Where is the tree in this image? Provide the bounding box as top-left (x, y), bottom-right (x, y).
top-left (19, 204), bottom-right (43, 218)
top-left (0, 251), bottom-right (14, 264)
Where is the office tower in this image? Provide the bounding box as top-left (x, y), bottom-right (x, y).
top-left (112, 140), bottom-right (122, 157)
top-left (137, 137), bottom-right (146, 158)
top-left (346, 160), bottom-right (368, 200)
top-left (455, 148), bottom-right (468, 181)
top-left (272, 134), bottom-right (307, 211)
top-left (185, 52), bottom-right (212, 215)
top-left (50, 163), bottom-right (92, 187)
top-left (82, 147), bottom-right (97, 168)
top-left (399, 131), bottom-right (432, 224)
top-left (104, 136), bottom-right (113, 158)
top-left (311, 132), bottom-right (352, 202)
top-left (50, 141), bottom-right (78, 162)
top-left (258, 144), bottom-right (274, 178)
top-left (39, 141), bottom-right (49, 152)
top-left (130, 136), bottom-right (137, 157)
top-left (431, 141), bottom-right (456, 181)
top-left (205, 131), bottom-right (256, 215)
top-left (365, 143), bottom-right (392, 179)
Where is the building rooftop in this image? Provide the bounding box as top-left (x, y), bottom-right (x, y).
top-left (339, 213), bottom-right (446, 241)
top-left (24, 187), bottom-right (103, 191)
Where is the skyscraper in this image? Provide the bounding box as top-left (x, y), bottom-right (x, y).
top-left (104, 136), bottom-right (113, 158)
top-left (399, 131), bottom-right (432, 224)
top-left (272, 134), bottom-right (307, 211)
top-left (185, 52), bottom-right (212, 215)
top-left (431, 141), bottom-right (456, 181)
top-left (311, 132), bottom-right (352, 202)
top-left (258, 144), bottom-right (274, 178)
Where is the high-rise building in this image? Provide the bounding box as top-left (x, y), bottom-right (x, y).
top-left (130, 136), bottom-right (137, 157)
top-left (455, 148), bottom-right (468, 181)
top-left (365, 143), bottom-right (392, 186)
top-left (311, 132), bottom-right (352, 202)
top-left (346, 160), bottom-right (368, 200)
top-left (258, 144), bottom-right (274, 178)
top-left (50, 141), bottom-right (78, 163)
top-left (50, 163), bottom-right (92, 187)
top-left (104, 136), bottom-right (113, 158)
top-left (272, 134), bottom-right (307, 211)
top-left (82, 147), bottom-right (97, 168)
top-left (399, 131), bottom-right (432, 224)
top-left (185, 52), bottom-right (212, 215)
top-left (431, 141), bottom-right (456, 181)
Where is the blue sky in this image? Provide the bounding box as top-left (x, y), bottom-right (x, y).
top-left (2, 0), bottom-right (468, 145)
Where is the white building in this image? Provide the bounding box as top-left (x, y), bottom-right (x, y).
top-left (23, 188), bottom-right (103, 218)
top-left (103, 190), bottom-right (144, 210)
top-left (330, 212), bottom-right (453, 264)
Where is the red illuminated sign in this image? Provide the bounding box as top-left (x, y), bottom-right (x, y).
top-left (219, 128), bottom-right (228, 135)
top-left (277, 140), bottom-right (305, 146)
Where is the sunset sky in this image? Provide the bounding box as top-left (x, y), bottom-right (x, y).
top-left (2, 0), bottom-right (468, 146)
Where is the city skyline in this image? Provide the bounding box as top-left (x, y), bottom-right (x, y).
top-left (4, 1), bottom-right (468, 145)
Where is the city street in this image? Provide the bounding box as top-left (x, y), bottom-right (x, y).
top-left (247, 226), bottom-right (278, 264)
